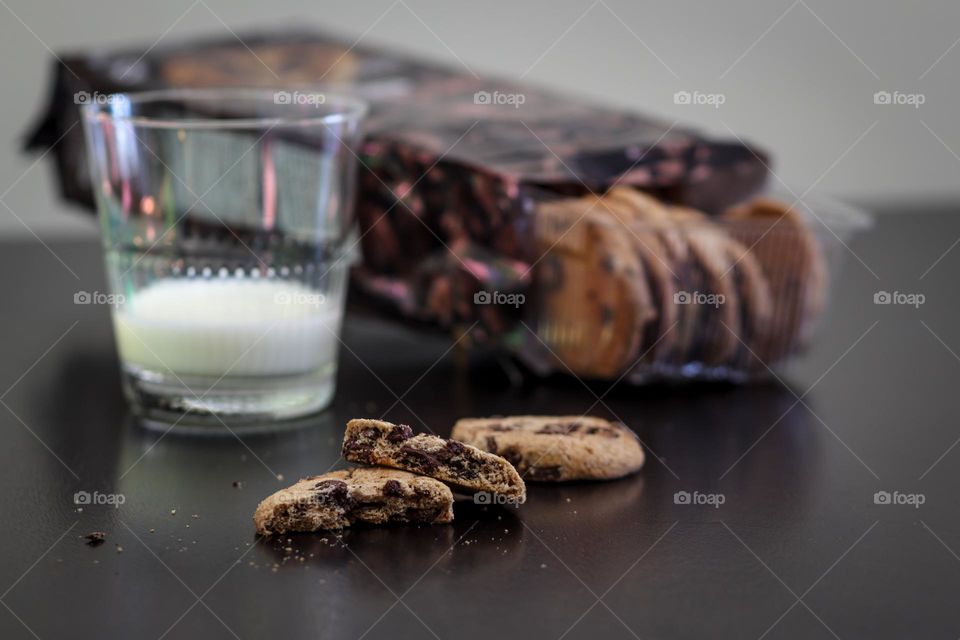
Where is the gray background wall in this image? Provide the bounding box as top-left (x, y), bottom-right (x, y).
top-left (2, 0), bottom-right (958, 238)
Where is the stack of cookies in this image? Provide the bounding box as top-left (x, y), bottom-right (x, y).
top-left (531, 188), bottom-right (828, 379)
top-left (254, 415), bottom-right (645, 535)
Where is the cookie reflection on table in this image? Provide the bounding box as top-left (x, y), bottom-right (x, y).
top-left (260, 507), bottom-right (524, 578)
top-left (521, 474), bottom-right (645, 526)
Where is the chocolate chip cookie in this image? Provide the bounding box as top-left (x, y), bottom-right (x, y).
top-left (722, 235), bottom-right (774, 369)
top-left (672, 210), bottom-right (743, 365)
top-left (342, 419), bottom-right (526, 503)
top-left (253, 468), bottom-right (454, 535)
top-left (590, 189), bottom-right (686, 363)
top-left (721, 197), bottom-right (828, 365)
top-left (534, 197), bottom-right (654, 378)
top-left (451, 415), bottom-right (645, 481)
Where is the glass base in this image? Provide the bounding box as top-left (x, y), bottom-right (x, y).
top-left (121, 364), bottom-right (334, 433)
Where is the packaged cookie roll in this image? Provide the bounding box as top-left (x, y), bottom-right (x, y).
top-left (22, 29), bottom-right (870, 382)
top-left (363, 183), bottom-right (870, 382)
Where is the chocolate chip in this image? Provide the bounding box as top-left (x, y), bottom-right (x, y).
top-left (359, 427), bottom-right (381, 440)
top-left (536, 422), bottom-right (575, 435)
top-left (485, 436), bottom-right (498, 454)
top-left (500, 447), bottom-right (523, 469)
top-left (382, 480), bottom-right (404, 497)
top-left (400, 446), bottom-right (440, 472)
top-left (343, 438), bottom-right (374, 462)
top-left (487, 424), bottom-right (518, 432)
top-left (600, 306), bottom-right (614, 325)
top-left (446, 440), bottom-right (467, 456)
top-left (313, 480), bottom-right (351, 508)
top-left (387, 424), bottom-right (414, 443)
top-left (585, 426), bottom-right (619, 438)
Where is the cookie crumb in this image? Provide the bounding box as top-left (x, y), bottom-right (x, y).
top-left (170, 509), bottom-right (177, 516)
top-left (85, 531), bottom-right (106, 546)
top-left (276, 474), bottom-right (285, 482)
top-left (115, 544), bottom-right (123, 553)
top-left (232, 481), bottom-right (243, 489)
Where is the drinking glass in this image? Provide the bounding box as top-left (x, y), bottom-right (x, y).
top-left (81, 88), bottom-right (367, 431)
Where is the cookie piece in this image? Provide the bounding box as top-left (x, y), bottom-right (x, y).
top-left (590, 190), bottom-right (684, 363)
top-left (722, 235), bottom-right (774, 368)
top-left (534, 197), bottom-right (655, 378)
top-left (721, 197), bottom-right (828, 365)
top-left (342, 419), bottom-right (526, 503)
top-left (253, 468), bottom-right (454, 535)
top-left (672, 210), bottom-right (742, 365)
top-left (451, 415), bottom-right (645, 481)
top-left (604, 187), bottom-right (687, 257)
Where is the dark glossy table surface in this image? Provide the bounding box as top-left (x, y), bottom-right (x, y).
top-left (2, 209), bottom-right (960, 640)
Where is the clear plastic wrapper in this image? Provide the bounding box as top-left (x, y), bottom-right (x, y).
top-left (353, 185), bottom-right (870, 382)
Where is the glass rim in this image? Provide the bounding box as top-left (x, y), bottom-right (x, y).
top-left (81, 87), bottom-right (368, 130)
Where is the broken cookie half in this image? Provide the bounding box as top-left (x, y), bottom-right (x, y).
top-left (253, 467), bottom-right (454, 535)
top-left (343, 418), bottom-right (527, 504)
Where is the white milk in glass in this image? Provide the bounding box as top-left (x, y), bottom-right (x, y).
top-left (112, 278), bottom-right (342, 417)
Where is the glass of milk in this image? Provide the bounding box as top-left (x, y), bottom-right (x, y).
top-left (81, 89), bottom-right (367, 430)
